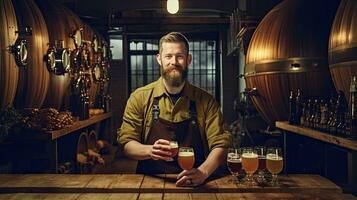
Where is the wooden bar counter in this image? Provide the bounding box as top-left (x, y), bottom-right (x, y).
top-left (0, 174), bottom-right (355, 199)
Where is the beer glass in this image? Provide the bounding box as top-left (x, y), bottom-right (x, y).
top-left (254, 146), bottom-right (266, 183)
top-left (167, 141), bottom-right (178, 161)
top-left (178, 147), bottom-right (195, 170)
top-left (242, 147), bottom-right (258, 186)
top-left (227, 148), bottom-right (242, 183)
top-left (266, 148), bottom-right (283, 186)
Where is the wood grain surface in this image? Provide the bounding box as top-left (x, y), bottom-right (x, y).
top-left (0, 174), bottom-right (342, 194)
top-left (276, 121), bottom-right (357, 151)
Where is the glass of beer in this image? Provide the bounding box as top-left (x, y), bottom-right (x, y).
top-left (266, 148), bottom-right (283, 186)
top-left (242, 147), bottom-right (258, 186)
top-left (167, 141), bottom-right (178, 161)
top-left (254, 146), bottom-right (266, 183)
top-left (178, 147), bottom-right (195, 170)
top-left (227, 148), bottom-right (242, 183)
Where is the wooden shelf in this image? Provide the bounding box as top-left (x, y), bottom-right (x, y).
top-left (276, 121), bottom-right (357, 151)
top-left (46, 112), bottom-right (112, 140)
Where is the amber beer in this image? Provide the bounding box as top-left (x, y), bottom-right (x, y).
top-left (227, 157), bottom-right (242, 174)
top-left (266, 153), bottom-right (283, 174)
top-left (242, 152), bottom-right (258, 174)
top-left (178, 148), bottom-right (195, 170)
top-left (169, 141), bottom-right (179, 157)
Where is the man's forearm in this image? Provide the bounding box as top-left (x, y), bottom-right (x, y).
top-left (123, 140), bottom-right (152, 160)
top-left (198, 147), bottom-right (227, 177)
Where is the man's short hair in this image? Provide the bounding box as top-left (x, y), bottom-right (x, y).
top-left (159, 32), bottom-right (189, 54)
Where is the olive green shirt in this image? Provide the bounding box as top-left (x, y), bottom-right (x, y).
top-left (118, 77), bottom-right (232, 152)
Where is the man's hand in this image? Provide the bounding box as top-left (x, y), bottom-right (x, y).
top-left (150, 139), bottom-right (172, 161)
top-left (176, 168), bottom-right (209, 187)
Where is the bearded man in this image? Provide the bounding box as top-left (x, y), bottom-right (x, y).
top-left (118, 32), bottom-right (232, 187)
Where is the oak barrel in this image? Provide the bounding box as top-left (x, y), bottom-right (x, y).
top-left (245, 0), bottom-right (339, 125)
top-left (0, 0), bottom-right (19, 109)
top-left (88, 130), bottom-right (97, 151)
top-left (329, 0), bottom-right (357, 100)
top-left (87, 130), bottom-right (103, 167)
top-left (35, 0), bottom-right (83, 110)
top-left (12, 0), bottom-right (50, 109)
top-left (76, 132), bottom-right (90, 174)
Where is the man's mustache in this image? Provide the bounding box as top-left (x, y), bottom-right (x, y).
top-left (167, 65), bottom-right (183, 72)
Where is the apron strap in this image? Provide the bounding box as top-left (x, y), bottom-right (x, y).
top-left (152, 98), bottom-right (160, 121)
top-left (189, 100), bottom-right (197, 124)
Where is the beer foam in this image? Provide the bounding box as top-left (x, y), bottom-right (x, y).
top-left (170, 143), bottom-right (178, 148)
top-left (178, 151), bottom-right (194, 157)
top-left (266, 153), bottom-right (283, 161)
top-left (242, 152), bottom-right (258, 158)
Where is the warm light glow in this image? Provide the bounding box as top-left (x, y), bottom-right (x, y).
top-left (167, 0), bottom-right (179, 14)
top-left (250, 48), bottom-right (273, 61)
top-left (332, 32), bottom-right (347, 45)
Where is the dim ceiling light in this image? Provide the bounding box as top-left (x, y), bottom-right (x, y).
top-left (167, 0), bottom-right (179, 14)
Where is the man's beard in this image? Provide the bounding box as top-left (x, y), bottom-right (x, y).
top-left (161, 64), bottom-right (188, 87)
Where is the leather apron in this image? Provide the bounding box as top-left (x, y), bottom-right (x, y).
top-left (136, 97), bottom-right (206, 174)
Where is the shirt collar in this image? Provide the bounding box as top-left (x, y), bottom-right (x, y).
top-left (153, 77), bottom-right (195, 100)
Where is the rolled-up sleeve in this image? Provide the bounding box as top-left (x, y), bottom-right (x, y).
top-left (117, 92), bottom-right (143, 146)
top-left (204, 98), bottom-right (233, 150)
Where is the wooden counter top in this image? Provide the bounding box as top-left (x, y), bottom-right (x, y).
top-left (0, 174), bottom-right (357, 200)
top-left (0, 174), bottom-right (342, 193)
top-left (0, 174), bottom-right (355, 200)
top-left (276, 121), bottom-right (357, 151)
top-left (0, 192), bottom-right (356, 200)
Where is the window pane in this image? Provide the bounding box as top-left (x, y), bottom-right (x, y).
top-left (110, 36), bottom-right (123, 60)
top-left (147, 42), bottom-right (153, 50)
top-left (130, 56), bottom-right (137, 71)
top-left (130, 41), bottom-right (137, 50)
top-left (136, 42), bottom-right (143, 50)
top-left (152, 43), bottom-right (158, 50)
top-left (200, 51), bottom-right (207, 68)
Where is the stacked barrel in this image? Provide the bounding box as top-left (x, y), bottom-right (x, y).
top-left (0, 0), bottom-right (109, 112)
top-left (244, 0), bottom-right (341, 126)
top-left (0, 0), bottom-right (19, 109)
top-left (75, 130), bottom-right (109, 174)
top-left (0, 0), bottom-right (110, 174)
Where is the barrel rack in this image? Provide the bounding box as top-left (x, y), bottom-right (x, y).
top-left (0, 113), bottom-right (112, 174)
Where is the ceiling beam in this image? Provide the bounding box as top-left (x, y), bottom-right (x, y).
top-left (113, 17), bottom-right (229, 25)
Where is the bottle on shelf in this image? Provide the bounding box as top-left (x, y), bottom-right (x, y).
top-left (349, 76), bottom-right (357, 139)
top-left (295, 89), bottom-right (303, 125)
top-left (306, 99), bottom-right (313, 127)
top-left (313, 99), bottom-right (321, 130)
top-left (300, 102), bottom-right (307, 126)
top-left (335, 91), bottom-right (347, 136)
top-left (320, 100), bottom-right (329, 132)
top-left (288, 90), bottom-right (296, 124)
